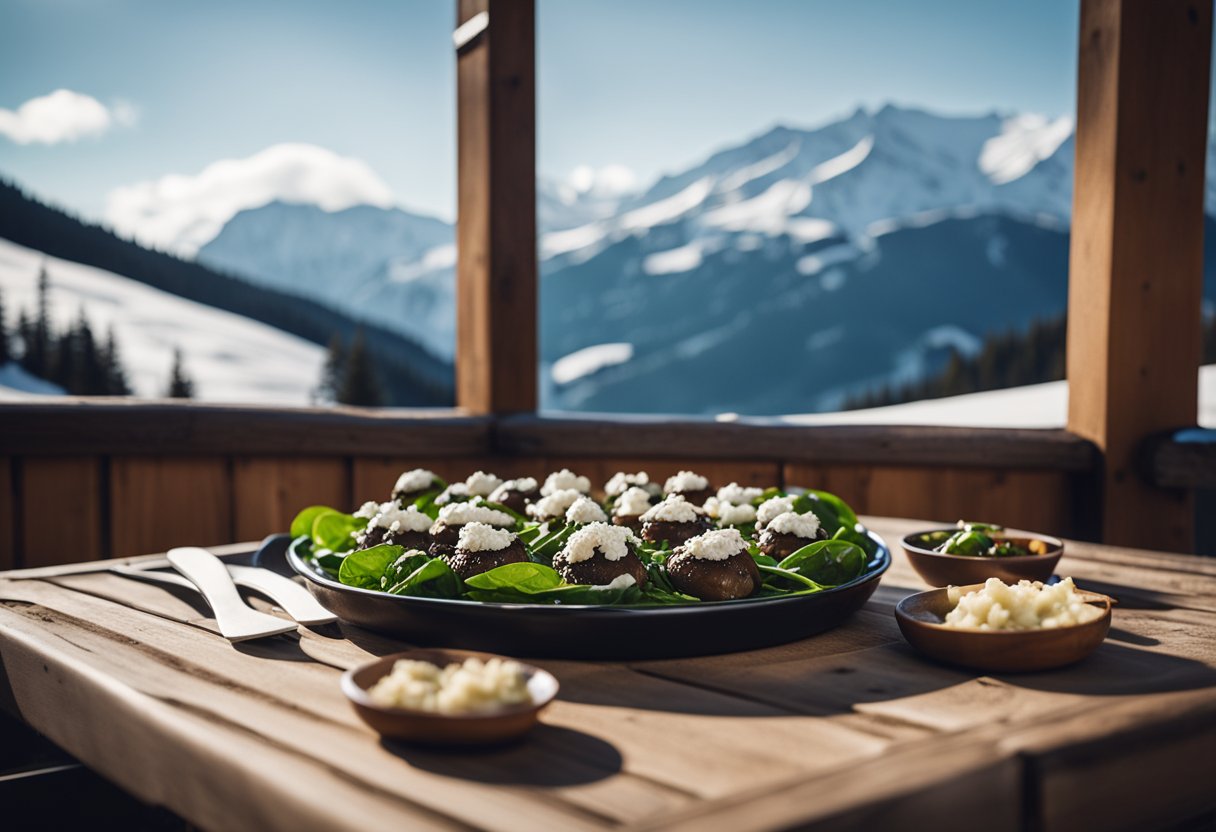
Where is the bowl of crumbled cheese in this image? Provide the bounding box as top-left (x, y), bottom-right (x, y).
top-left (895, 577), bottom-right (1112, 672)
top-left (342, 649), bottom-right (559, 744)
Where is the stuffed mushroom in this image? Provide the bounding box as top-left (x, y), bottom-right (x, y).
top-left (487, 477), bottom-right (540, 514)
top-left (552, 522), bottom-right (648, 587)
top-left (757, 510), bottom-right (828, 560)
top-left (662, 470), bottom-right (713, 506)
top-left (666, 528), bottom-right (760, 601)
top-left (428, 502), bottom-right (515, 559)
top-left (527, 488), bottom-right (584, 524)
top-left (444, 522), bottom-right (529, 579)
top-left (611, 486), bottom-right (654, 534)
top-left (391, 468), bottom-right (441, 505)
top-left (639, 494), bottom-right (712, 546)
top-left (355, 503), bottom-right (432, 551)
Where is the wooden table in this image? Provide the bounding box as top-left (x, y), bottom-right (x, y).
top-left (1, 517), bottom-right (1213, 831)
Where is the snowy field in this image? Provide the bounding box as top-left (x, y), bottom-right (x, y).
top-left (0, 238), bottom-right (325, 403)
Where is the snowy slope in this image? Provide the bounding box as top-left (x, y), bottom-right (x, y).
top-left (0, 238), bottom-right (325, 403)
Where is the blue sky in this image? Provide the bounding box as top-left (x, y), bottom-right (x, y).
top-left (0, 0), bottom-right (1079, 228)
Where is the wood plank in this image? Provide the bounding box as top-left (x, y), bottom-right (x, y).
top-left (232, 457), bottom-right (349, 541)
top-left (0, 401), bottom-right (492, 457)
top-left (1067, 0), bottom-right (1213, 551)
top-left (109, 458), bottom-right (231, 557)
top-left (455, 0), bottom-right (538, 414)
top-left (0, 457), bottom-right (14, 571)
top-left (497, 416), bottom-right (1099, 471)
top-left (20, 457), bottom-right (103, 566)
top-left (786, 464), bottom-right (1075, 537)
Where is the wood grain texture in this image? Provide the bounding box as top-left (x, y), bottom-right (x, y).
top-left (496, 416), bottom-right (1098, 471)
top-left (232, 457), bottom-right (350, 542)
top-left (19, 456), bottom-right (103, 565)
top-left (0, 400), bottom-right (492, 456)
top-left (1, 518), bottom-right (1214, 830)
top-left (1067, 0), bottom-right (1213, 551)
top-left (0, 457), bottom-right (14, 571)
top-left (456, 0), bottom-right (538, 414)
top-left (784, 464), bottom-right (1076, 537)
top-left (109, 458), bottom-right (231, 557)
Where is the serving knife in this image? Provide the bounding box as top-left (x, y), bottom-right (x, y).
top-left (166, 547), bottom-right (299, 642)
top-left (111, 561), bottom-right (336, 626)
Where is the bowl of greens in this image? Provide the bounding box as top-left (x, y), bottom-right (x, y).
top-left (901, 522), bottom-right (1063, 587)
top-left (281, 469), bottom-right (890, 659)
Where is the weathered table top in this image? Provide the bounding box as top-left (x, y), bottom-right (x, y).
top-left (1, 517), bottom-right (1213, 832)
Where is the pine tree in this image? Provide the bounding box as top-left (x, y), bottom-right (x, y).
top-left (165, 347), bottom-right (195, 398)
top-left (313, 333), bottom-right (346, 403)
top-left (337, 328), bottom-right (384, 407)
top-left (0, 286), bottom-right (9, 366)
top-left (100, 326), bottom-right (131, 395)
top-left (72, 309), bottom-right (106, 395)
top-left (26, 264), bottom-right (52, 377)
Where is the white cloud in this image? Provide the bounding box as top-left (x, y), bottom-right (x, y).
top-left (105, 143), bottom-right (396, 256)
top-left (0, 89), bottom-right (120, 145)
top-left (568, 163), bottom-right (638, 198)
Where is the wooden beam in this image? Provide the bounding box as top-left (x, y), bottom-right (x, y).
top-left (455, 0), bottom-right (538, 414)
top-left (1067, 0), bottom-right (1213, 551)
top-left (496, 415), bottom-right (1099, 471)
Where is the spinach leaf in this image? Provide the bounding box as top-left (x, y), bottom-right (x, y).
top-left (939, 530), bottom-right (994, 556)
top-left (387, 557), bottom-right (462, 598)
top-left (338, 544), bottom-right (404, 589)
top-left (312, 510), bottom-right (364, 553)
top-left (528, 523), bottom-right (576, 565)
top-left (757, 563), bottom-right (823, 591)
top-left (410, 488), bottom-right (445, 518)
top-left (777, 539), bottom-right (867, 586)
top-left (291, 505), bottom-right (335, 540)
top-left (831, 525), bottom-right (878, 558)
top-left (464, 562), bottom-right (564, 594)
top-left (807, 490), bottom-right (859, 530)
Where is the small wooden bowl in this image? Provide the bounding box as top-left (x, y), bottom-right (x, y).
top-left (341, 648), bottom-right (559, 745)
top-left (901, 528), bottom-right (1064, 587)
top-left (895, 583), bottom-right (1112, 672)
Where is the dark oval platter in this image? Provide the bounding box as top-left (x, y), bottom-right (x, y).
top-left (257, 532), bottom-right (890, 660)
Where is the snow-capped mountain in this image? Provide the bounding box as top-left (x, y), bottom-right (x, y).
top-left (191, 104), bottom-right (1210, 414)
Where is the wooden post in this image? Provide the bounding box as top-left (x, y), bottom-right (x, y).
top-left (455, 0), bottom-right (538, 414)
top-left (1067, 0), bottom-right (1213, 551)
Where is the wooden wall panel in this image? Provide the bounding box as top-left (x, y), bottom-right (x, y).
top-left (20, 457), bottom-right (103, 566)
top-left (232, 458), bottom-right (350, 543)
top-left (784, 464), bottom-right (1074, 537)
top-left (110, 458), bottom-right (231, 557)
top-left (0, 457), bottom-right (15, 570)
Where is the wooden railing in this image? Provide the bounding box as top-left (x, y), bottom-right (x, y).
top-left (2, 400), bottom-right (1111, 568)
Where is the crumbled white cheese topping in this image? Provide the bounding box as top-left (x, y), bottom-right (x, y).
top-left (613, 486), bottom-right (654, 517)
top-left (457, 522), bottom-right (515, 553)
top-left (353, 500), bottom-right (386, 519)
top-left (368, 656), bottom-right (529, 714)
top-left (370, 504), bottom-right (432, 533)
top-left (664, 470), bottom-right (709, 494)
top-left (718, 502), bottom-right (758, 526)
top-left (717, 483), bottom-right (764, 505)
top-left (565, 496), bottom-right (608, 524)
top-left (562, 522), bottom-right (640, 563)
top-left (702, 496), bottom-right (721, 518)
top-left (604, 471), bottom-right (649, 496)
top-left (488, 477), bottom-right (538, 504)
top-left (641, 494), bottom-right (704, 523)
top-left (766, 510), bottom-right (822, 539)
top-left (945, 577), bottom-right (1104, 630)
top-left (681, 528), bottom-right (746, 561)
top-left (541, 469), bottom-right (591, 496)
top-left (434, 483), bottom-right (469, 505)
top-left (393, 468), bottom-right (436, 495)
top-left (756, 495), bottom-right (796, 528)
top-left (464, 471), bottom-right (503, 497)
top-left (591, 574), bottom-right (638, 591)
top-left (436, 502), bottom-right (514, 527)
top-left (528, 488), bottom-right (584, 519)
